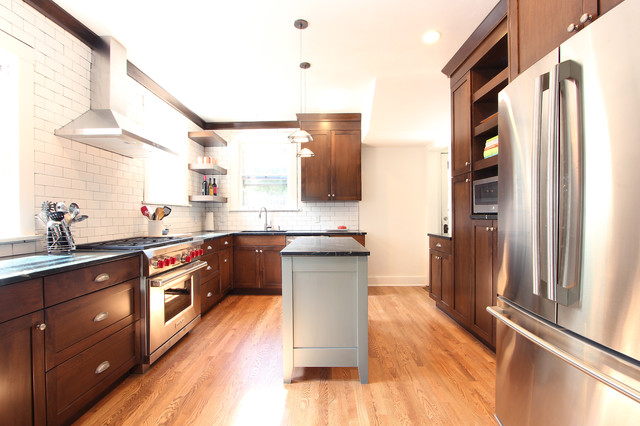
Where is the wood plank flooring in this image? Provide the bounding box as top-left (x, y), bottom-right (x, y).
top-left (74, 287), bottom-right (496, 425)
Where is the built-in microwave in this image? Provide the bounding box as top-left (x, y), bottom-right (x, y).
top-left (473, 176), bottom-right (498, 214)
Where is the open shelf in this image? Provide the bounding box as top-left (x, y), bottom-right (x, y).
top-left (188, 130), bottom-right (228, 147)
top-left (188, 163), bottom-right (227, 175)
top-left (189, 195), bottom-right (228, 203)
top-left (472, 67), bottom-right (509, 103)
top-left (474, 155), bottom-right (498, 171)
top-left (474, 114), bottom-right (498, 137)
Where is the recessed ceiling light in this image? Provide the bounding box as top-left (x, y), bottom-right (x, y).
top-left (422, 30), bottom-right (441, 44)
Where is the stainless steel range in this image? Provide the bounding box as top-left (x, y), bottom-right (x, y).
top-left (78, 236), bottom-right (206, 370)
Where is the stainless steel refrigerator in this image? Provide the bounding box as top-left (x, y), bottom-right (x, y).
top-left (490, 0), bottom-right (640, 423)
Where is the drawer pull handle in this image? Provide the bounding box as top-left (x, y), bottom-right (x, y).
top-left (93, 312), bottom-right (109, 322)
top-left (207, 266), bottom-right (212, 271)
top-left (36, 323), bottom-right (46, 331)
top-left (224, 258), bottom-right (228, 263)
top-left (207, 245), bottom-right (213, 250)
top-left (94, 273), bottom-right (110, 283)
top-left (436, 243), bottom-right (442, 248)
top-left (207, 292), bottom-right (213, 297)
top-left (95, 361), bottom-right (110, 375)
top-left (224, 241), bottom-right (229, 245)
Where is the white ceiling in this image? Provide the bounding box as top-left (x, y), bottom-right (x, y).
top-left (53, 0), bottom-right (499, 148)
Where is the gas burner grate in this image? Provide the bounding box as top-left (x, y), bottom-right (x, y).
top-left (77, 236), bottom-right (193, 250)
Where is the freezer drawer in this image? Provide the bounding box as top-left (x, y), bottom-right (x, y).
top-left (490, 298), bottom-right (640, 426)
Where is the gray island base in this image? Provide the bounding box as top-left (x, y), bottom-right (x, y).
top-left (281, 236), bottom-right (370, 384)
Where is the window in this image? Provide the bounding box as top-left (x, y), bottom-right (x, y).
top-left (0, 32), bottom-right (34, 239)
top-left (231, 131), bottom-right (298, 210)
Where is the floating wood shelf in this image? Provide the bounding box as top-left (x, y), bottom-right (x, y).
top-left (188, 163), bottom-right (227, 175)
top-left (188, 130), bottom-right (228, 147)
top-left (189, 195), bottom-right (228, 203)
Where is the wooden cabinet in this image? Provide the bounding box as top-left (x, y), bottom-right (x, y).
top-left (233, 235), bottom-right (285, 293)
top-left (508, 0), bottom-right (623, 79)
top-left (428, 235), bottom-right (453, 311)
top-left (452, 174), bottom-right (473, 326)
top-left (200, 236), bottom-right (234, 314)
top-left (471, 220), bottom-right (498, 348)
top-left (299, 113), bottom-right (362, 202)
top-left (43, 256), bottom-right (141, 425)
top-left (0, 279), bottom-right (45, 426)
top-left (451, 74), bottom-right (472, 176)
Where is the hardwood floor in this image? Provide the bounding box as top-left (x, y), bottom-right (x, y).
top-left (74, 287), bottom-right (496, 425)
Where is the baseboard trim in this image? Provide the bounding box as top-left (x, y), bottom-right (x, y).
top-left (368, 276), bottom-right (426, 287)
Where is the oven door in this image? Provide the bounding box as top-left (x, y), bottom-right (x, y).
top-left (148, 260), bottom-right (206, 357)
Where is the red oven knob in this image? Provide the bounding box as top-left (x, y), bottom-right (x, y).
top-left (190, 251), bottom-right (196, 258)
top-left (199, 249), bottom-right (204, 256)
top-left (157, 260), bottom-right (164, 269)
top-left (185, 256), bottom-right (192, 263)
top-left (163, 259), bottom-right (171, 267)
top-left (170, 257), bottom-right (176, 265)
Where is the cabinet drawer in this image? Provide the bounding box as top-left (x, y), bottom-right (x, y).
top-left (214, 236), bottom-right (233, 251)
top-left (201, 278), bottom-right (220, 313)
top-left (234, 235), bottom-right (285, 247)
top-left (200, 253), bottom-right (219, 281)
top-left (44, 256), bottom-right (140, 307)
top-left (45, 279), bottom-right (138, 369)
top-left (46, 323), bottom-right (136, 424)
top-left (429, 237), bottom-right (452, 253)
top-left (0, 278), bottom-right (43, 324)
top-left (202, 239), bottom-right (217, 256)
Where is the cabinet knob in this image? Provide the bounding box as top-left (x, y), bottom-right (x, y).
top-left (260, 250), bottom-right (263, 253)
top-left (36, 323), bottom-right (46, 331)
top-left (567, 22), bottom-right (579, 33)
top-left (255, 250), bottom-right (259, 253)
top-left (486, 227), bottom-right (489, 231)
top-left (207, 245), bottom-right (213, 250)
top-left (207, 266), bottom-right (212, 271)
top-left (327, 194), bottom-right (331, 197)
top-left (93, 311), bottom-right (109, 322)
top-left (332, 194), bottom-right (335, 197)
top-left (436, 243), bottom-right (442, 248)
top-left (224, 241), bottom-right (229, 245)
top-left (435, 256), bottom-right (441, 260)
top-left (490, 227), bottom-right (495, 231)
top-left (465, 178), bottom-right (470, 183)
top-left (94, 273), bottom-right (110, 283)
top-left (579, 13), bottom-right (592, 24)
top-left (465, 161), bottom-right (470, 166)
top-left (207, 292), bottom-right (213, 298)
top-left (224, 258), bottom-right (228, 263)
top-left (95, 361), bottom-right (111, 375)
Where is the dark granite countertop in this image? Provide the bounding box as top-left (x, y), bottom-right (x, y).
top-left (427, 233), bottom-right (452, 240)
top-left (281, 236), bottom-right (370, 257)
top-left (191, 230), bottom-right (367, 239)
top-left (0, 250), bottom-right (139, 287)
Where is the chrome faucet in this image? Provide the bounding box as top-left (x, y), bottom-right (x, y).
top-left (259, 207), bottom-right (271, 231)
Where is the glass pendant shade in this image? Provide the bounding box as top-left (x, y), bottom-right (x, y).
top-left (288, 129), bottom-right (314, 143)
top-left (296, 147), bottom-right (315, 158)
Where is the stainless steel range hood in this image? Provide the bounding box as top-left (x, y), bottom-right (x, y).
top-left (55, 37), bottom-right (178, 158)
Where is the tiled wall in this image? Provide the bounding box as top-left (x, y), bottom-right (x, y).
top-left (1, 0), bottom-right (359, 258)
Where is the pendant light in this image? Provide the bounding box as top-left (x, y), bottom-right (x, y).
top-left (289, 19), bottom-right (314, 157)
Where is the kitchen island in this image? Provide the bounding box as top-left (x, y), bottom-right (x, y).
top-left (280, 236), bottom-right (370, 384)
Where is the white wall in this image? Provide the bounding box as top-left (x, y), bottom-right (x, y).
top-left (360, 146), bottom-right (430, 286)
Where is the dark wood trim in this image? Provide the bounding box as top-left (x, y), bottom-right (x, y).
top-left (205, 121), bottom-right (299, 130)
top-left (126, 62), bottom-right (206, 129)
top-left (441, 0), bottom-right (507, 77)
top-left (297, 113), bottom-right (362, 122)
top-left (22, 0), bottom-right (107, 51)
top-left (508, 0), bottom-right (519, 81)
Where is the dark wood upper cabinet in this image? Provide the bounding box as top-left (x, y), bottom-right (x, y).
top-left (509, 0), bottom-right (624, 79)
top-left (451, 74), bottom-right (472, 177)
top-left (299, 114), bottom-right (362, 202)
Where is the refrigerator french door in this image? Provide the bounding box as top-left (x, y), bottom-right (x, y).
top-left (490, 0), bottom-right (640, 424)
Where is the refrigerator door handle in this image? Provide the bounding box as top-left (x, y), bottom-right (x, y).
top-left (555, 59), bottom-right (584, 306)
top-left (487, 305), bottom-right (640, 404)
top-left (546, 65), bottom-right (560, 302)
top-left (532, 72), bottom-right (550, 297)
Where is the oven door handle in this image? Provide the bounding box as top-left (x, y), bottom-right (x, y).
top-left (149, 260), bottom-right (208, 287)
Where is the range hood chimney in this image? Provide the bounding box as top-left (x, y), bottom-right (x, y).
top-left (55, 37), bottom-right (178, 158)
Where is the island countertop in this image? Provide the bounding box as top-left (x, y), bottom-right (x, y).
top-left (280, 236), bottom-right (370, 256)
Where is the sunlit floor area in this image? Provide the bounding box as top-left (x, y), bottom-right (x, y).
top-left (74, 287), bottom-right (496, 425)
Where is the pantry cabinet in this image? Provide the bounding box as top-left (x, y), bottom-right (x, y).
top-left (298, 113), bottom-right (362, 202)
top-left (471, 220), bottom-right (498, 348)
